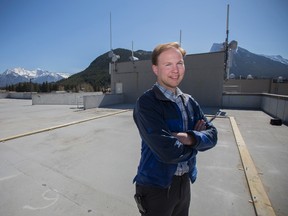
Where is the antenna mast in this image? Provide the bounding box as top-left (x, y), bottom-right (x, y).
top-left (129, 40), bottom-right (139, 62)
top-left (110, 12), bottom-right (112, 51)
top-left (108, 12), bottom-right (120, 73)
top-left (224, 4), bottom-right (230, 79)
top-left (226, 4), bottom-right (229, 44)
top-left (132, 40), bottom-right (134, 57)
top-left (179, 30), bottom-right (182, 46)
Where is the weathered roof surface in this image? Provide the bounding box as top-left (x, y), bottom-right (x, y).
top-left (0, 99), bottom-right (287, 216)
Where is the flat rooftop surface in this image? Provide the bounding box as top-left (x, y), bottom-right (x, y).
top-left (0, 99), bottom-right (287, 216)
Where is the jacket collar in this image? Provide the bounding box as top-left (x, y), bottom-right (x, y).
top-left (152, 85), bottom-right (171, 101)
top-left (152, 84), bottom-right (188, 103)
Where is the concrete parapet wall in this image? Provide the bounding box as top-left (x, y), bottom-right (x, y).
top-left (83, 94), bottom-right (124, 109)
top-left (0, 92), bottom-right (32, 99)
top-left (0, 92), bottom-right (9, 98)
top-left (261, 94), bottom-right (288, 124)
top-left (222, 93), bottom-right (262, 109)
top-left (222, 93), bottom-right (288, 124)
top-left (32, 92), bottom-right (102, 105)
top-left (224, 79), bottom-right (288, 95)
top-left (9, 92), bottom-right (32, 99)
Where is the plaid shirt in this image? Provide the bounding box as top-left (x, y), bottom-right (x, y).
top-left (155, 83), bottom-right (190, 176)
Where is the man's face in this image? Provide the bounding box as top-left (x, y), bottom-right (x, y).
top-left (152, 47), bottom-right (185, 93)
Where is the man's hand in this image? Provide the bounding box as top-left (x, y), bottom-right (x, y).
top-left (172, 120), bottom-right (207, 146)
top-left (172, 132), bottom-right (195, 146)
top-left (194, 119), bottom-right (206, 131)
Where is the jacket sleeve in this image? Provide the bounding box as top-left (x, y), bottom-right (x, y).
top-left (133, 95), bottom-right (197, 164)
top-left (188, 99), bottom-right (218, 151)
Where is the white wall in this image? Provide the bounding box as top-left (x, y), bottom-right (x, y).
top-left (222, 93), bottom-right (262, 109)
top-left (261, 94), bottom-right (288, 124)
top-left (222, 93), bottom-right (288, 124)
top-left (83, 94), bottom-right (124, 109)
top-left (32, 92), bottom-right (102, 105)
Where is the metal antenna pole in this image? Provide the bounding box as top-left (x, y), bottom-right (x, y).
top-left (110, 12), bottom-right (112, 51)
top-left (132, 40), bottom-right (134, 57)
top-left (225, 4), bottom-right (230, 79)
top-left (226, 4), bottom-right (229, 42)
top-left (179, 30), bottom-right (182, 46)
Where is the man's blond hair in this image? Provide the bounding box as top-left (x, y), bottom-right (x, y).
top-left (151, 42), bottom-right (186, 66)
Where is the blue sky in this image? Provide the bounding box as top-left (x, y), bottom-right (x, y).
top-left (0, 0), bottom-right (287, 74)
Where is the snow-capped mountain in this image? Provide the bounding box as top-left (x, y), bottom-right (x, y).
top-left (260, 55), bottom-right (288, 65)
top-left (0, 68), bottom-right (71, 87)
top-left (210, 43), bottom-right (288, 78)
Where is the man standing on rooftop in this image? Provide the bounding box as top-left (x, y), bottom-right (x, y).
top-left (133, 42), bottom-right (218, 216)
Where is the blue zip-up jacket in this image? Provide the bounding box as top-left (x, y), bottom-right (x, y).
top-left (133, 85), bottom-right (218, 188)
